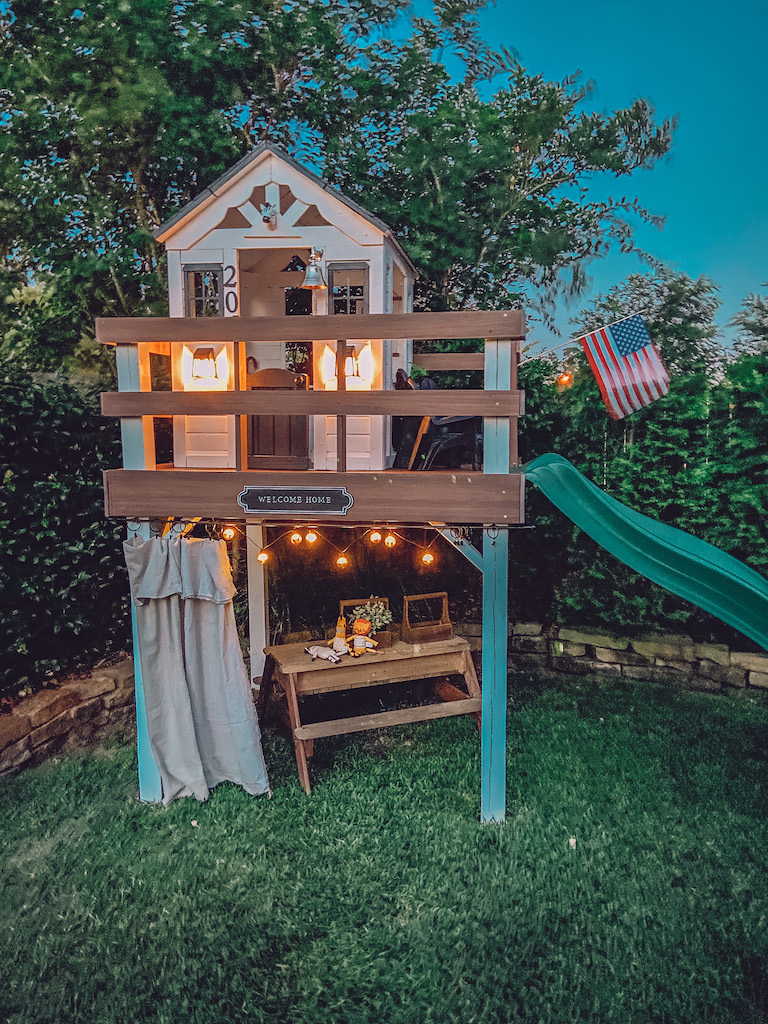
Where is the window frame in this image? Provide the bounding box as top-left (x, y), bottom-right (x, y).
top-left (326, 261), bottom-right (370, 316)
top-left (183, 263), bottom-right (225, 318)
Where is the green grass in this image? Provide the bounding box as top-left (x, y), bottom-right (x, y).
top-left (3, 674), bottom-right (768, 1024)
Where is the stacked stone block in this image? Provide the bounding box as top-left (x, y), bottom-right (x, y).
top-left (0, 658), bottom-right (136, 779)
top-left (454, 621), bottom-right (768, 695)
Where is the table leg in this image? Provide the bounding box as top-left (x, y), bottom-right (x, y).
top-left (462, 651), bottom-right (482, 733)
top-left (284, 673), bottom-right (312, 794)
top-left (256, 654), bottom-right (276, 722)
top-left (462, 649), bottom-right (481, 698)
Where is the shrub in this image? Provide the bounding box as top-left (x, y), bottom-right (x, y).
top-left (0, 366), bottom-right (130, 698)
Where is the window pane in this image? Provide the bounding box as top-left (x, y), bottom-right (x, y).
top-left (329, 266), bottom-right (368, 316)
top-left (186, 269), bottom-right (222, 317)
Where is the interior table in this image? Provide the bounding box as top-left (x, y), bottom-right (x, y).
top-left (259, 636), bottom-right (481, 793)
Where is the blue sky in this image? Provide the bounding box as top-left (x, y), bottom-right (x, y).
top-left (475, 0), bottom-right (767, 352)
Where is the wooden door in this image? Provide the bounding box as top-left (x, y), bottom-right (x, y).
top-left (247, 368), bottom-right (310, 470)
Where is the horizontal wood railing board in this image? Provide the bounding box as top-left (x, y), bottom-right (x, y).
top-left (102, 469), bottom-right (525, 524)
top-left (96, 310), bottom-right (525, 345)
top-left (411, 353), bottom-right (486, 370)
top-left (102, 389), bottom-right (522, 418)
top-left (293, 699), bottom-right (482, 740)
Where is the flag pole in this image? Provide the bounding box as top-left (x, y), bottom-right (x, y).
top-left (519, 310), bottom-right (652, 366)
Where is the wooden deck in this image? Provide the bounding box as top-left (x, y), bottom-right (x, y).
top-left (102, 467), bottom-right (524, 522)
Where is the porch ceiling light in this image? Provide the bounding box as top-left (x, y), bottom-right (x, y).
top-left (300, 248), bottom-right (327, 290)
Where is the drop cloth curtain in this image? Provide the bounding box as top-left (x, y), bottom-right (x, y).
top-left (124, 535), bottom-right (269, 805)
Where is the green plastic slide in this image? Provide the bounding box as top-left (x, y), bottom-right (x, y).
top-left (524, 453), bottom-right (768, 652)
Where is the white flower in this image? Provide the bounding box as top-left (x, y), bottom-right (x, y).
top-left (569, 836), bottom-right (576, 849)
top-left (191, 820), bottom-right (199, 827)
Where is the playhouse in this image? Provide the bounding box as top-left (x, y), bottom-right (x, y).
top-left (99, 144), bottom-right (526, 822)
top-left (100, 143), bottom-right (768, 821)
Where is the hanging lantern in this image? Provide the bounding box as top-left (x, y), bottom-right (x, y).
top-left (369, 530), bottom-right (382, 544)
top-left (257, 551), bottom-right (269, 564)
top-left (300, 248), bottom-right (327, 290)
top-left (290, 531), bottom-right (303, 546)
top-left (384, 533), bottom-right (397, 548)
top-left (305, 530), bottom-right (318, 544)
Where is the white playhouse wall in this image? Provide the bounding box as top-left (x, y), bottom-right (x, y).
top-left (160, 148), bottom-right (415, 472)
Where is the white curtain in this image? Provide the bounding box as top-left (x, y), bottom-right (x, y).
top-left (124, 535), bottom-right (270, 805)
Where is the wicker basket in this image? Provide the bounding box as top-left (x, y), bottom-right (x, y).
top-left (401, 592), bottom-right (452, 644)
top-left (339, 597), bottom-right (393, 649)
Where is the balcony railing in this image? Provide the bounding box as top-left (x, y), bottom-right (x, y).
top-left (98, 311), bottom-right (526, 525)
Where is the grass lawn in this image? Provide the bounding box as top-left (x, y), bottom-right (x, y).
top-left (2, 672), bottom-right (768, 1024)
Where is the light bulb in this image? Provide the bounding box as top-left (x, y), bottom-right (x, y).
top-left (222, 526), bottom-right (236, 541)
top-left (257, 551), bottom-right (269, 564)
top-left (384, 533), bottom-right (397, 548)
top-left (421, 551), bottom-right (435, 565)
top-left (290, 531), bottom-right (303, 545)
top-left (305, 530), bottom-right (318, 544)
top-left (369, 530), bottom-right (382, 544)
top-left (336, 554), bottom-right (349, 568)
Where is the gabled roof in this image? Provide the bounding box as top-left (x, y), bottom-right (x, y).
top-left (153, 143), bottom-right (416, 274)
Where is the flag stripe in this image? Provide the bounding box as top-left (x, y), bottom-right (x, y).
top-left (582, 332), bottom-right (630, 417)
top-left (581, 336), bottom-right (624, 418)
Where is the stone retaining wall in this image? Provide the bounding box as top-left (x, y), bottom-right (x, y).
top-left (4, 623), bottom-right (766, 780)
top-left (458, 622), bottom-right (768, 694)
top-left (0, 658), bottom-right (136, 780)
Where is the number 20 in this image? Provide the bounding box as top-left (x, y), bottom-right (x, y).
top-left (223, 265), bottom-right (238, 312)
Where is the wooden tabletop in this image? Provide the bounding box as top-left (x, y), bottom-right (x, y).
top-left (265, 636), bottom-right (470, 676)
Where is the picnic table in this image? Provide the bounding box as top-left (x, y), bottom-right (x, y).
top-left (259, 636), bottom-right (481, 793)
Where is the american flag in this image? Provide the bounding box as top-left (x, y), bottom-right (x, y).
top-left (577, 313), bottom-right (670, 420)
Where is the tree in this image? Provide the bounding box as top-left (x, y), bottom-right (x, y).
top-left (329, 65), bottom-right (675, 314)
top-left (0, 0), bottom-right (413, 371)
top-left (1, 0), bottom-right (675, 373)
top-left (571, 267), bottom-right (723, 377)
top-left (731, 289), bottom-right (768, 354)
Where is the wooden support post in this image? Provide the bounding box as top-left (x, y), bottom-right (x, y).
top-left (336, 340), bottom-right (347, 472)
top-left (115, 344), bottom-right (162, 803)
top-left (480, 337), bottom-right (512, 823)
top-left (234, 340), bottom-right (247, 470)
top-left (246, 522), bottom-right (269, 683)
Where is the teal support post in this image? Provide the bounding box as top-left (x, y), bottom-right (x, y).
top-left (116, 343), bottom-right (163, 803)
top-left (481, 527), bottom-right (508, 822)
top-left (130, 558), bottom-right (163, 803)
top-left (479, 336), bottom-right (513, 823)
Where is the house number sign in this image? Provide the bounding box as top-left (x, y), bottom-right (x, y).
top-left (237, 486), bottom-right (354, 515)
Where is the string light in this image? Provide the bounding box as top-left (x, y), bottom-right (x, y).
top-left (336, 554), bottom-right (349, 568)
top-left (421, 551), bottom-right (435, 565)
top-left (384, 532), bottom-right (397, 548)
top-left (305, 530), bottom-right (318, 544)
top-left (290, 531), bottom-right (303, 545)
top-left (369, 530), bottom-right (382, 544)
top-left (257, 551), bottom-right (269, 564)
top-left (222, 526), bottom-right (236, 541)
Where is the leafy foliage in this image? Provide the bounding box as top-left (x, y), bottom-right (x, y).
top-left (731, 288), bottom-right (768, 354)
top-left (515, 275), bottom-right (768, 645)
top-left (0, 367), bottom-right (130, 697)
